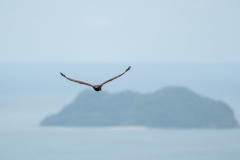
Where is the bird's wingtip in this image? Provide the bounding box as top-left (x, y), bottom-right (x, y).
top-left (126, 66), bottom-right (131, 72)
top-left (60, 72), bottom-right (66, 77)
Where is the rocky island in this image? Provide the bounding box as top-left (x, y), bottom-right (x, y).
top-left (40, 87), bottom-right (239, 128)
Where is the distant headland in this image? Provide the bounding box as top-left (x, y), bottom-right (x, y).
top-left (40, 87), bottom-right (239, 129)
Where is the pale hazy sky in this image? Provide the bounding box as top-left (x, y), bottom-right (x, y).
top-left (0, 0), bottom-right (239, 63)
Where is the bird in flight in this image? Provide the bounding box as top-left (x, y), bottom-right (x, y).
top-left (60, 66), bottom-right (131, 91)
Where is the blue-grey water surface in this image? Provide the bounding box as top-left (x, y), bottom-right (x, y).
top-left (0, 128), bottom-right (240, 160)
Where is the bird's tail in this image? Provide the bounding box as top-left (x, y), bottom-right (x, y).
top-left (125, 66), bottom-right (131, 72)
top-left (60, 72), bottom-right (66, 78)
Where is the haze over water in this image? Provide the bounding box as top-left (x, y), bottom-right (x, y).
top-left (0, 128), bottom-right (240, 160)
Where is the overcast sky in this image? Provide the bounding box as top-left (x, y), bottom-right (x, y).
top-left (0, 0), bottom-right (239, 63)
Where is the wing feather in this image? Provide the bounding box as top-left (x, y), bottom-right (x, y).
top-left (100, 66), bottom-right (131, 86)
top-left (60, 72), bottom-right (93, 87)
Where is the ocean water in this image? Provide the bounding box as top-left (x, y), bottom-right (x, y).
top-left (0, 128), bottom-right (240, 160)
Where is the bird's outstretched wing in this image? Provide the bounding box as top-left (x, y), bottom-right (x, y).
top-left (60, 72), bottom-right (93, 87)
top-left (100, 66), bottom-right (131, 86)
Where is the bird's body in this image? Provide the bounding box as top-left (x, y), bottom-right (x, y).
top-left (93, 85), bottom-right (102, 91)
top-left (60, 66), bottom-right (131, 91)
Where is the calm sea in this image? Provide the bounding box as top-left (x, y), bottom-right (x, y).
top-left (0, 128), bottom-right (240, 160)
